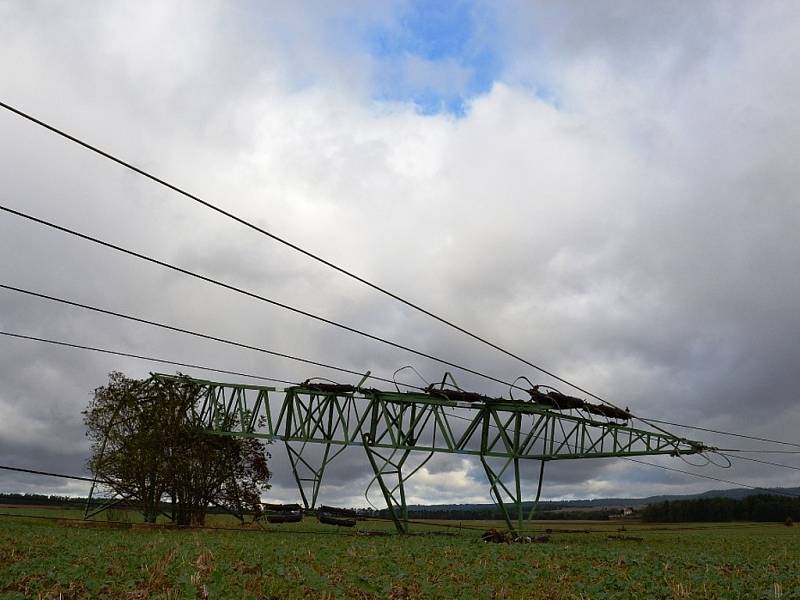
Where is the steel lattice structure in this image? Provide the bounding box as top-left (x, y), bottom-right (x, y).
top-left (148, 372), bottom-right (707, 534)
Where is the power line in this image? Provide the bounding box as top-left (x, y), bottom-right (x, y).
top-left (1, 321), bottom-right (740, 474)
top-left (0, 203), bottom-right (690, 441)
top-left (13, 327), bottom-right (800, 472)
top-left (0, 283), bottom-right (402, 388)
top-left (719, 449), bottom-right (800, 455)
top-left (7, 102), bottom-right (800, 462)
top-left (624, 457), bottom-right (800, 499)
top-left (449, 407), bottom-right (800, 501)
top-left (15, 324), bottom-right (745, 504)
top-left (0, 203), bottom-right (519, 392)
top-left (9, 324), bottom-right (800, 467)
top-left (1, 194), bottom-right (711, 456)
top-left (0, 331), bottom-right (298, 386)
top-left (0, 101), bottom-right (652, 423)
top-left (718, 452), bottom-right (800, 473)
top-left (646, 418), bottom-right (800, 449)
top-left (13, 330), bottom-right (780, 497)
top-left (18, 323), bottom-right (798, 490)
top-left (0, 464), bottom-right (95, 483)
top-left (0, 465), bottom-right (168, 509)
top-left (3, 200), bottom-right (797, 459)
top-left (18, 329), bottom-right (790, 512)
top-left (21, 325), bottom-right (792, 508)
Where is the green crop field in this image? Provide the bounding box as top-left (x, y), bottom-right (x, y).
top-left (1, 507), bottom-right (799, 599)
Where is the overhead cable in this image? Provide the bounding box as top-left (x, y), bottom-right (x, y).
top-left (0, 204), bottom-right (518, 391)
top-left (0, 330), bottom-right (298, 386)
top-left (624, 458), bottom-right (800, 499)
top-left (0, 101), bottom-right (659, 424)
top-left (718, 452), bottom-right (800, 473)
top-left (0, 283), bottom-right (402, 388)
top-left (2, 104), bottom-right (770, 445)
top-left (719, 449), bottom-right (800, 455)
top-left (0, 464), bottom-right (95, 483)
top-left (645, 418), bottom-right (800, 449)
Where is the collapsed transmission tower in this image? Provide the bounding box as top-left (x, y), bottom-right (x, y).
top-left (147, 372), bottom-right (708, 534)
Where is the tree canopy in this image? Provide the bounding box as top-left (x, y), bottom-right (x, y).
top-left (84, 372), bottom-right (271, 525)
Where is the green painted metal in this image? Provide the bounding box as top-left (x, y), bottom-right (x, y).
top-left (286, 440), bottom-right (346, 509)
top-left (152, 373), bottom-right (707, 534)
top-left (362, 434), bottom-right (411, 533)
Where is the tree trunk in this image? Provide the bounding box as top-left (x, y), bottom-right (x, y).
top-left (143, 476), bottom-right (158, 523)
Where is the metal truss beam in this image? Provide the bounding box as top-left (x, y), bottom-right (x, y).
top-left (153, 374), bottom-right (706, 533)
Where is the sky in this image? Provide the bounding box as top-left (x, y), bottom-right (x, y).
top-left (1, 0), bottom-right (799, 509)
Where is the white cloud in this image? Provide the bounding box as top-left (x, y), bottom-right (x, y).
top-left (0, 1), bottom-right (799, 507)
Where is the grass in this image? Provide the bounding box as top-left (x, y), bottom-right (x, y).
top-left (1, 507), bottom-right (799, 599)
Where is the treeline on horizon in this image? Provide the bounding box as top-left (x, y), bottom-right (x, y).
top-left (2, 493), bottom-right (616, 520)
top-left (642, 495), bottom-right (800, 522)
top-left (6, 492), bottom-right (800, 523)
top-left (0, 493), bottom-right (245, 515)
top-left (0, 493), bottom-right (81, 506)
top-left (396, 507), bottom-right (619, 521)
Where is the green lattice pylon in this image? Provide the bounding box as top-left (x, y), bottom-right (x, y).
top-left (151, 373), bottom-right (708, 534)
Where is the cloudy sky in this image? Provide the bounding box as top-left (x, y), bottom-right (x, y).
top-left (1, 1), bottom-right (799, 508)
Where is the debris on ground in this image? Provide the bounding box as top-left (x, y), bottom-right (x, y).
top-left (481, 529), bottom-right (550, 544)
top-left (482, 528), bottom-right (513, 543)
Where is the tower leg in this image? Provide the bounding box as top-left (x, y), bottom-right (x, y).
top-left (480, 456), bottom-right (547, 537)
top-left (528, 460), bottom-right (546, 521)
top-left (362, 434), bottom-right (411, 533)
top-left (285, 441), bottom-right (343, 509)
top-left (481, 455), bottom-right (523, 534)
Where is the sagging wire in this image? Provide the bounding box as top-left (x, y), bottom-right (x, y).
top-left (392, 365), bottom-right (430, 393)
top-left (509, 375), bottom-right (534, 401)
top-left (0, 102), bottom-right (748, 449)
top-left (670, 441), bottom-right (733, 470)
top-left (672, 447), bottom-right (711, 468)
top-left (705, 452), bottom-right (733, 469)
top-left (7, 273), bottom-right (786, 464)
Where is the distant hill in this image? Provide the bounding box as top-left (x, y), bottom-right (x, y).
top-left (5, 485), bottom-right (800, 516)
top-left (405, 486), bottom-right (800, 513)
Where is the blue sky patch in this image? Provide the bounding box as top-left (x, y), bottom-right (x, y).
top-left (366, 1), bottom-right (501, 116)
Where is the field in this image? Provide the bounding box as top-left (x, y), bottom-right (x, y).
top-left (1, 506), bottom-right (799, 599)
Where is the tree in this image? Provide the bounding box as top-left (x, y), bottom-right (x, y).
top-left (84, 372), bottom-right (271, 525)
